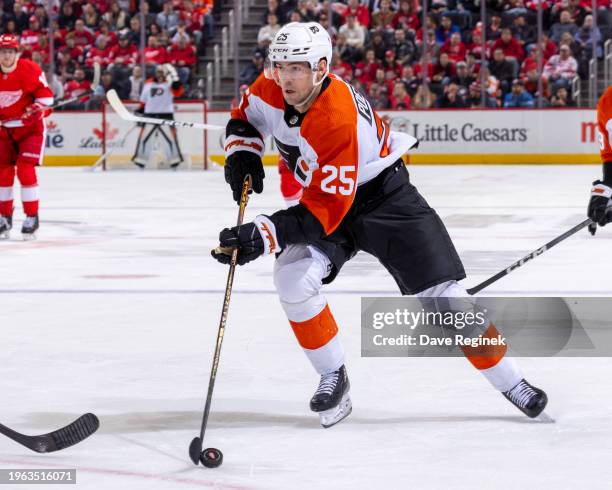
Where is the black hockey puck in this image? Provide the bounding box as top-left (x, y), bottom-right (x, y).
top-left (200, 447), bottom-right (223, 468)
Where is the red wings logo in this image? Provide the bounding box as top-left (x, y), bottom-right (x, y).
top-left (0, 90), bottom-right (23, 108)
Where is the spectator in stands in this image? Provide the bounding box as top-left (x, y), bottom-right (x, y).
top-left (467, 27), bottom-right (490, 61)
top-left (441, 32), bottom-right (467, 63)
top-left (262, 0), bottom-right (289, 25)
top-left (465, 53), bottom-right (481, 77)
top-left (21, 16), bottom-right (44, 50)
top-left (488, 48), bottom-right (515, 94)
top-left (103, 2), bottom-right (129, 31)
top-left (342, 0), bottom-right (370, 27)
top-left (354, 48), bottom-right (380, 85)
top-left (389, 80), bottom-right (411, 109)
top-left (72, 19), bottom-right (96, 48)
top-left (167, 36), bottom-right (197, 85)
top-left (412, 83), bottom-right (436, 108)
top-left (413, 53), bottom-right (434, 82)
top-left (239, 52), bottom-right (264, 86)
top-left (399, 64), bottom-right (420, 97)
top-left (369, 30), bottom-right (388, 61)
top-left (92, 70), bottom-right (129, 104)
top-left (436, 14), bottom-right (460, 45)
top-left (144, 35), bottom-right (167, 73)
top-left (431, 52), bottom-right (456, 92)
top-left (58, 2), bottom-right (77, 30)
top-left (382, 49), bottom-right (402, 80)
top-left (522, 67), bottom-right (550, 100)
top-left (512, 14), bottom-right (537, 50)
top-left (480, 66), bottom-right (501, 101)
top-left (367, 82), bottom-right (390, 110)
top-left (550, 85), bottom-right (572, 107)
top-left (438, 82), bottom-right (467, 108)
top-left (56, 47), bottom-right (78, 79)
top-left (295, 0), bottom-right (317, 22)
top-left (109, 34), bottom-right (139, 69)
top-left (30, 34), bottom-right (51, 66)
top-left (543, 43), bottom-right (578, 92)
top-left (258, 13), bottom-right (281, 45)
top-left (486, 14), bottom-right (503, 41)
top-left (537, 32), bottom-right (558, 62)
top-left (316, 1), bottom-right (343, 29)
top-left (63, 36), bottom-right (86, 65)
top-left (331, 51), bottom-right (354, 81)
top-left (466, 82), bottom-right (498, 108)
top-left (86, 35), bottom-right (112, 69)
top-left (96, 20), bottom-right (118, 48)
top-left (82, 3), bottom-right (100, 30)
top-left (340, 15), bottom-right (366, 53)
top-left (128, 65), bottom-right (145, 100)
top-left (371, 0), bottom-right (396, 30)
top-left (493, 28), bottom-right (525, 70)
top-left (503, 79), bottom-right (535, 107)
top-left (450, 61), bottom-right (476, 91)
top-left (157, 1), bottom-right (179, 34)
top-left (392, 0), bottom-right (419, 32)
top-left (317, 13), bottom-right (338, 41)
top-left (127, 16), bottom-right (143, 44)
top-left (550, 10), bottom-right (578, 44)
top-left (390, 28), bottom-right (416, 65)
top-left (64, 67), bottom-right (92, 102)
top-left (575, 14), bottom-right (602, 59)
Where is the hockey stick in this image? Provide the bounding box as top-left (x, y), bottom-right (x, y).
top-left (189, 175), bottom-right (252, 468)
top-left (88, 124), bottom-right (139, 171)
top-left (106, 89), bottom-right (223, 131)
top-left (0, 413), bottom-right (99, 453)
top-left (466, 218), bottom-right (592, 295)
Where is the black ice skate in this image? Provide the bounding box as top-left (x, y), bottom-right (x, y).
top-left (21, 215), bottom-right (39, 240)
top-left (503, 378), bottom-right (548, 418)
top-left (0, 215), bottom-right (12, 240)
top-left (310, 365), bottom-right (352, 428)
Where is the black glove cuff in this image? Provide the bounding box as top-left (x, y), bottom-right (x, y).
top-left (603, 161), bottom-right (612, 186)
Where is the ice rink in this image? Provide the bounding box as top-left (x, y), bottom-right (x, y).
top-left (1, 165), bottom-right (611, 489)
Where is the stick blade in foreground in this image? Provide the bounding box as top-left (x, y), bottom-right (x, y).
top-left (46, 413), bottom-right (100, 452)
top-left (189, 436), bottom-right (202, 465)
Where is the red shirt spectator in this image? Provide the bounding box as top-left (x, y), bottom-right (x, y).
top-left (86, 37), bottom-right (112, 68)
top-left (413, 61), bottom-right (434, 81)
top-left (392, 0), bottom-right (420, 31)
top-left (441, 33), bottom-right (467, 63)
top-left (331, 55), bottom-right (354, 82)
top-left (21, 16), bottom-right (45, 49)
top-left (28, 35), bottom-right (51, 66)
top-left (70, 19), bottom-right (96, 48)
top-left (109, 37), bottom-right (139, 66)
top-left (492, 28), bottom-right (525, 62)
top-left (144, 36), bottom-right (167, 65)
top-left (389, 81), bottom-right (412, 109)
top-left (354, 49), bottom-right (380, 85)
top-left (167, 38), bottom-right (197, 68)
top-left (64, 68), bottom-right (92, 99)
top-left (342, 0), bottom-right (370, 27)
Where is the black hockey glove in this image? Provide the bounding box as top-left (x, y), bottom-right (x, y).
top-left (211, 216), bottom-right (282, 266)
top-left (587, 180), bottom-right (612, 235)
top-left (224, 152), bottom-right (265, 204)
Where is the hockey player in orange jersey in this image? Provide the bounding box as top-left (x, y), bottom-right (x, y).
top-left (213, 22), bottom-right (548, 428)
top-left (587, 85), bottom-right (612, 234)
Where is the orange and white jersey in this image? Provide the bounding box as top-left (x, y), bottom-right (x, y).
top-left (597, 85), bottom-right (612, 163)
top-left (229, 73), bottom-right (417, 235)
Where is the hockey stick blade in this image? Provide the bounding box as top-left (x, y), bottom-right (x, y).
top-left (106, 90), bottom-right (223, 131)
top-left (0, 413), bottom-right (99, 453)
top-left (189, 436), bottom-right (202, 465)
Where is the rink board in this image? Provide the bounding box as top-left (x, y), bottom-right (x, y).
top-left (42, 108), bottom-right (600, 167)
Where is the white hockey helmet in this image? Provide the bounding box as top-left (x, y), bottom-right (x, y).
top-left (266, 22), bottom-right (332, 75)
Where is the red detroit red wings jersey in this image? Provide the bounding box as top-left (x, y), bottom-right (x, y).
top-left (230, 73), bottom-right (417, 234)
top-left (0, 58), bottom-right (54, 127)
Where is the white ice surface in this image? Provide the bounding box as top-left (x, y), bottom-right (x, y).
top-left (1, 165), bottom-right (611, 489)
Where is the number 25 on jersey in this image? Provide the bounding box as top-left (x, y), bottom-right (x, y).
top-left (320, 165), bottom-right (355, 196)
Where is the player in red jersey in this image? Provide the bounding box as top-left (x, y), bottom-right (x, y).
top-left (587, 86), bottom-right (612, 234)
top-left (0, 34), bottom-right (53, 240)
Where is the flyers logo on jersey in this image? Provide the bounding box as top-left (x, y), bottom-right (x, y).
top-left (0, 90), bottom-right (23, 108)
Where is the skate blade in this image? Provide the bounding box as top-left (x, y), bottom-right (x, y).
top-left (319, 393), bottom-right (352, 428)
top-left (22, 232), bottom-right (37, 241)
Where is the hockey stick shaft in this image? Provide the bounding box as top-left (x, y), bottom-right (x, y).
top-left (466, 218), bottom-right (592, 295)
top-left (189, 175), bottom-right (252, 465)
top-left (0, 413), bottom-right (99, 453)
top-left (106, 89), bottom-right (223, 131)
